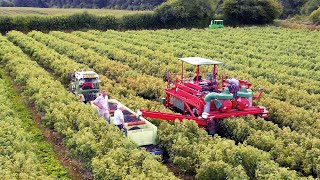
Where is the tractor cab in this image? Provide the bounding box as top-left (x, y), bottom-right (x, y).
top-left (209, 20), bottom-right (224, 29)
top-left (69, 70), bottom-right (101, 103)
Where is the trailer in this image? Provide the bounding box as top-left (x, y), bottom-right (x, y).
top-left (107, 99), bottom-right (162, 155)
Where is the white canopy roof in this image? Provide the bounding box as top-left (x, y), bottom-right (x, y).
top-left (75, 71), bottom-right (99, 79)
top-left (178, 57), bottom-right (223, 66)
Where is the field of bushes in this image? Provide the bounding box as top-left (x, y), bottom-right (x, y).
top-left (0, 27), bottom-right (319, 179)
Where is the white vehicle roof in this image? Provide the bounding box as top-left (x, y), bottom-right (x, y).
top-left (75, 71), bottom-right (99, 79)
top-left (178, 57), bottom-right (223, 65)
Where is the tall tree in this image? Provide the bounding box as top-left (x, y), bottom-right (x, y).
top-left (301, 0), bottom-right (320, 15)
top-left (222, 0), bottom-right (282, 25)
top-left (155, 0), bottom-right (214, 23)
top-left (278, 0), bottom-right (308, 18)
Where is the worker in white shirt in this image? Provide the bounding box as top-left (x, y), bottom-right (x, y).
top-left (114, 103), bottom-right (125, 130)
top-left (93, 90), bottom-right (110, 123)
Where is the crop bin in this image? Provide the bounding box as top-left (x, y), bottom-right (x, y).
top-left (108, 99), bottom-right (157, 146)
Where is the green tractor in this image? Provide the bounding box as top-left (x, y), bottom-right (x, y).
top-left (69, 70), bottom-right (101, 103)
top-left (209, 20), bottom-right (224, 29)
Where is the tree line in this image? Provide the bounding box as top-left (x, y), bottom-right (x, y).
top-left (0, 0), bottom-right (319, 27)
top-left (0, 0), bottom-right (165, 10)
top-left (0, 0), bottom-right (319, 18)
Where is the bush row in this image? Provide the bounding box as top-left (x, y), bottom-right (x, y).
top-left (0, 73), bottom-right (68, 179)
top-left (114, 28), bottom-right (320, 97)
top-left (9, 30), bottom-right (302, 178)
top-left (51, 30), bottom-right (175, 78)
top-left (1, 33), bottom-right (176, 179)
top-left (92, 29), bottom-right (320, 102)
top-left (158, 120), bottom-right (304, 179)
top-left (0, 12), bottom-right (208, 34)
top-left (95, 29), bottom-right (320, 138)
top-left (74, 30), bottom-right (182, 77)
top-left (8, 30), bottom-right (172, 111)
top-left (8, 31), bottom-right (168, 112)
top-left (72, 29), bottom-right (320, 138)
top-left (220, 116), bottom-right (320, 177)
top-left (28, 31), bottom-right (165, 100)
top-left (146, 28), bottom-right (320, 82)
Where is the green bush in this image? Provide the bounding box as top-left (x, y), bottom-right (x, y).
top-left (301, 0), bottom-right (320, 15)
top-left (155, 0), bottom-right (214, 28)
top-left (196, 161), bottom-right (249, 180)
top-left (0, 12), bottom-right (119, 33)
top-left (222, 0), bottom-right (282, 25)
top-left (119, 13), bottom-right (163, 29)
top-left (0, 10), bottom-right (214, 33)
top-left (309, 7), bottom-right (320, 23)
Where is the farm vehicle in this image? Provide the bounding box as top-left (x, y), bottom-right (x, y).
top-left (209, 20), bottom-right (224, 29)
top-left (139, 57), bottom-right (269, 134)
top-left (68, 70), bottom-right (162, 155)
top-left (68, 70), bottom-right (100, 103)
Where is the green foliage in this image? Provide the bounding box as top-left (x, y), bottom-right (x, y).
top-left (119, 13), bottom-right (162, 30)
top-left (0, 12), bottom-right (119, 33)
top-left (114, 27), bottom-right (320, 134)
top-left (309, 7), bottom-right (320, 23)
top-left (0, 71), bottom-right (69, 179)
top-left (155, 0), bottom-right (214, 28)
top-left (0, 0), bottom-right (14, 6)
top-left (220, 116), bottom-right (320, 177)
top-left (94, 28), bottom-right (320, 178)
top-left (196, 161), bottom-right (248, 180)
top-left (158, 121), bottom-right (300, 179)
top-left (300, 0), bottom-right (320, 15)
top-left (2, 27), bottom-right (320, 179)
top-left (0, 0), bottom-right (164, 10)
top-left (0, 11), bottom-right (213, 34)
top-left (278, 0), bottom-right (309, 18)
top-left (92, 148), bottom-right (174, 179)
top-left (28, 30), bottom-right (166, 101)
top-left (0, 32), bottom-right (177, 179)
top-left (222, 0), bottom-right (282, 25)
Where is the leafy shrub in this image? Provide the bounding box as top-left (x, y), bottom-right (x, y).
top-left (309, 7), bottom-right (320, 23)
top-left (222, 0), bottom-right (282, 25)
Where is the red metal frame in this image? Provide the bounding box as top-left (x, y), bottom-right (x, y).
top-left (140, 106), bottom-right (268, 128)
top-left (253, 90), bottom-right (263, 100)
top-left (140, 110), bottom-right (207, 127)
top-left (141, 58), bottom-right (268, 130)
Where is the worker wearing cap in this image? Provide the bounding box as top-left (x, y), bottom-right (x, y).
top-left (93, 90), bottom-right (110, 123)
top-left (114, 104), bottom-right (125, 130)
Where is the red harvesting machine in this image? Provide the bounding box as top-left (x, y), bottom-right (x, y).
top-left (139, 57), bottom-right (269, 134)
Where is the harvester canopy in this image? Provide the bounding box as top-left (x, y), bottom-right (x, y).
top-left (75, 71), bottom-right (99, 79)
top-left (178, 57), bottom-right (223, 65)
